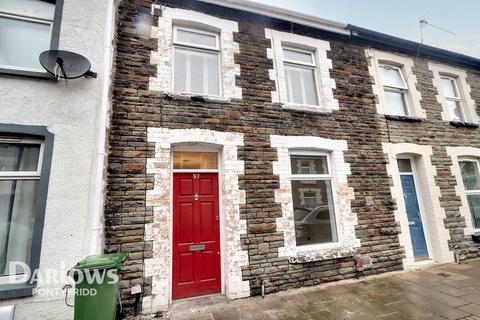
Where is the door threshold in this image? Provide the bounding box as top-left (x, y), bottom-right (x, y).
top-left (410, 258), bottom-right (436, 270)
top-left (173, 293), bottom-right (224, 303)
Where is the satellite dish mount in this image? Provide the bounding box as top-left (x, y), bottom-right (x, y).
top-left (39, 50), bottom-right (97, 84)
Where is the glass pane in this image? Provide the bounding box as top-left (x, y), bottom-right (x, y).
top-left (459, 161), bottom-right (480, 191)
top-left (291, 155), bottom-right (328, 175)
top-left (0, 143), bottom-right (40, 172)
top-left (397, 159), bottom-right (413, 173)
top-left (285, 65), bottom-right (318, 105)
top-left (283, 48), bottom-right (313, 64)
top-left (173, 152), bottom-right (218, 170)
top-left (292, 180), bottom-right (337, 245)
top-left (467, 194), bottom-right (480, 229)
top-left (302, 67), bottom-right (319, 106)
top-left (190, 52), bottom-right (204, 94)
top-left (286, 65), bottom-right (303, 104)
top-left (176, 29), bottom-right (217, 48)
top-left (0, 0), bottom-right (55, 20)
top-left (0, 16), bottom-right (51, 70)
top-left (385, 90), bottom-right (407, 116)
top-left (441, 78), bottom-right (458, 98)
top-left (174, 49), bottom-right (187, 92)
top-left (446, 100), bottom-right (463, 121)
top-left (380, 65), bottom-right (406, 88)
top-left (205, 52), bottom-right (220, 95)
top-left (0, 179), bottom-right (38, 276)
top-left (175, 48), bottom-right (219, 95)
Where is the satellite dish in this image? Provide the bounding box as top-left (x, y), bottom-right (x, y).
top-left (39, 50), bottom-right (97, 80)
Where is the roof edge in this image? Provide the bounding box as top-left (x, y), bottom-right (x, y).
top-left (196, 0), bottom-right (350, 35)
top-left (195, 0), bottom-right (480, 69)
top-left (348, 24), bottom-right (480, 70)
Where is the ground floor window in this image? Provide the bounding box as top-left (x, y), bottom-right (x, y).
top-left (459, 159), bottom-right (480, 229)
top-left (0, 139), bottom-right (43, 277)
top-left (290, 153), bottom-right (337, 246)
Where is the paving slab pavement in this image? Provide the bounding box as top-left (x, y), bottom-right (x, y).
top-left (156, 259), bottom-right (480, 320)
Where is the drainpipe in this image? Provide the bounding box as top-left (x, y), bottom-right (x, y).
top-left (87, 0), bottom-right (116, 255)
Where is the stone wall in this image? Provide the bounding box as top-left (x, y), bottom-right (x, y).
top-left (106, 0), bottom-right (479, 316)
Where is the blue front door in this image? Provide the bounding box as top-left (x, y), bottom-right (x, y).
top-left (401, 175), bottom-right (429, 260)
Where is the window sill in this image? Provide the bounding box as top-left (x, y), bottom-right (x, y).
top-left (449, 121), bottom-right (479, 129)
top-left (0, 283), bottom-right (34, 300)
top-left (0, 68), bottom-right (56, 80)
top-left (287, 243), bottom-right (357, 263)
top-left (384, 114), bottom-right (424, 122)
top-left (164, 91), bottom-right (232, 104)
top-left (282, 103), bottom-right (332, 115)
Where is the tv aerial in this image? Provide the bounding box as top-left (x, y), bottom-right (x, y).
top-left (39, 50), bottom-right (97, 84)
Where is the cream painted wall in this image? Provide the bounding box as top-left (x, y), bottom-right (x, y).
top-left (0, 0), bottom-right (112, 318)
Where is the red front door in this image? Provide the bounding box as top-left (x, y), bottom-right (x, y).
top-left (172, 173), bottom-right (221, 300)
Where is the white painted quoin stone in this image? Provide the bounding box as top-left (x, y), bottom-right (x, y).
top-left (446, 146), bottom-right (480, 236)
top-left (270, 135), bottom-right (360, 263)
top-left (143, 128), bottom-right (249, 313)
top-left (382, 143), bottom-right (454, 269)
top-left (149, 6), bottom-right (242, 101)
top-left (265, 29), bottom-right (339, 114)
top-left (428, 62), bottom-right (479, 124)
top-left (366, 49), bottom-right (425, 118)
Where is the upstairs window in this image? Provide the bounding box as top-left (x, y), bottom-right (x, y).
top-left (441, 76), bottom-right (463, 121)
top-left (173, 26), bottom-right (220, 96)
top-left (459, 159), bottom-right (480, 230)
top-left (379, 64), bottom-right (409, 116)
top-left (290, 153), bottom-right (337, 246)
top-left (0, 0), bottom-right (58, 73)
top-left (283, 47), bottom-right (319, 106)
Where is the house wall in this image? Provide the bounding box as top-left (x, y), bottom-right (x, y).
top-left (107, 1), bottom-right (401, 315)
top-left (0, 0), bottom-right (112, 318)
top-left (370, 52), bottom-right (480, 260)
top-left (106, 0), bottom-right (480, 316)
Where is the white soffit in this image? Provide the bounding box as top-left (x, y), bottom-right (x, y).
top-left (197, 0), bottom-right (350, 35)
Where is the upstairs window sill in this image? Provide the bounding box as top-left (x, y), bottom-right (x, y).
top-left (0, 67), bottom-right (56, 80)
top-left (385, 114), bottom-right (424, 123)
top-left (450, 121), bottom-right (479, 129)
top-left (164, 91), bottom-right (232, 104)
top-left (282, 103), bottom-right (332, 115)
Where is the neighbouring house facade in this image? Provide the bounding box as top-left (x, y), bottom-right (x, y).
top-left (105, 0), bottom-right (480, 316)
top-left (0, 0), bottom-right (115, 318)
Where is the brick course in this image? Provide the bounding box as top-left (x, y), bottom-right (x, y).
top-left (106, 0), bottom-right (480, 316)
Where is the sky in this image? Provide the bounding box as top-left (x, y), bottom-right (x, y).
top-left (250, 0), bottom-right (480, 58)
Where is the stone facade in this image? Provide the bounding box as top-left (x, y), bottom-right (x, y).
top-left (106, 0), bottom-right (480, 316)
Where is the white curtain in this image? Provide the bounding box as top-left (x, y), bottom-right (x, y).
top-left (0, 145), bottom-right (39, 275)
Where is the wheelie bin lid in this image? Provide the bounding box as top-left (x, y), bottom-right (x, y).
top-left (69, 253), bottom-right (128, 272)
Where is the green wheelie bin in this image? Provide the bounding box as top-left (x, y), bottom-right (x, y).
top-left (68, 253), bottom-right (128, 320)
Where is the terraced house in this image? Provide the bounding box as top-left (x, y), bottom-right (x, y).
top-left (106, 0), bottom-right (480, 316)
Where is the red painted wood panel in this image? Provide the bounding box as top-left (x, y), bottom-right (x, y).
top-left (172, 173), bottom-right (221, 300)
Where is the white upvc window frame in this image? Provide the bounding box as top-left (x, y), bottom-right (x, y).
top-left (289, 150), bottom-right (340, 250)
top-left (283, 46), bottom-right (320, 107)
top-left (172, 26), bottom-right (222, 96)
top-left (440, 75), bottom-right (465, 121)
top-left (0, 138), bottom-right (44, 179)
top-left (0, 10), bottom-right (54, 73)
top-left (173, 26), bottom-right (220, 51)
top-left (458, 158), bottom-right (480, 231)
top-left (379, 64), bottom-right (410, 116)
